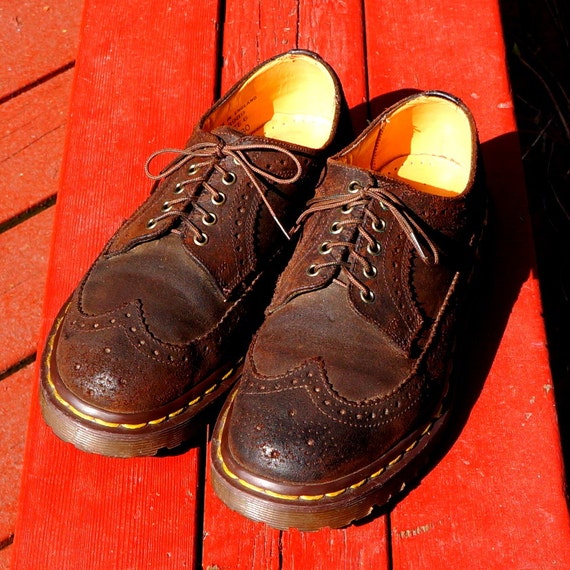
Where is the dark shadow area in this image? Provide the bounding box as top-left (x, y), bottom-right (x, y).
top-left (341, 123), bottom-right (533, 526)
top-left (499, 0), bottom-right (570, 496)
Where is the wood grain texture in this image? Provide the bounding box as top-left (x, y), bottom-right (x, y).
top-left (0, 0), bottom-right (82, 100)
top-left (10, 0), bottom-right (221, 568)
top-left (0, 364), bottom-right (34, 553)
top-left (10, 0), bottom-right (570, 568)
top-left (0, 70), bottom-right (72, 225)
top-left (201, 1), bottom-right (387, 568)
top-left (363, 0), bottom-right (570, 566)
top-left (0, 208), bottom-right (54, 371)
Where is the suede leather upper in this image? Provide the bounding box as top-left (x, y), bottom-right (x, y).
top-left (216, 91), bottom-right (488, 493)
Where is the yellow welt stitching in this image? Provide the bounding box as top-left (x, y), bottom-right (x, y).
top-left (264, 489), bottom-right (300, 500)
top-left (47, 357), bottom-right (237, 430)
top-left (147, 416), bottom-right (168, 425)
top-left (221, 460), bottom-right (239, 480)
top-left (405, 441), bottom-right (418, 453)
top-left (324, 489), bottom-right (346, 498)
top-left (238, 478), bottom-right (266, 494)
top-left (388, 454), bottom-right (403, 467)
top-left (218, 416), bottom-right (441, 502)
top-left (120, 422), bottom-right (148, 430)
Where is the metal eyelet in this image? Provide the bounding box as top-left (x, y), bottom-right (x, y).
top-left (372, 219), bottom-right (386, 232)
top-left (211, 192), bottom-right (226, 206)
top-left (341, 204), bottom-right (354, 215)
top-left (173, 183), bottom-right (184, 194)
top-left (222, 171), bottom-right (236, 186)
top-left (348, 180), bottom-right (361, 194)
top-left (147, 218), bottom-right (157, 229)
top-left (367, 241), bottom-right (382, 256)
top-left (363, 264), bottom-right (377, 279)
top-left (161, 201), bottom-right (172, 212)
top-left (360, 289), bottom-right (375, 304)
top-left (202, 212), bottom-right (217, 226)
top-left (188, 163), bottom-right (201, 176)
top-left (318, 242), bottom-right (332, 255)
top-left (194, 232), bottom-right (208, 246)
top-left (306, 264), bottom-right (320, 277)
top-left (330, 221), bottom-right (342, 234)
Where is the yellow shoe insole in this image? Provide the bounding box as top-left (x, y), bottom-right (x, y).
top-left (341, 95), bottom-right (474, 197)
top-left (204, 53), bottom-right (338, 150)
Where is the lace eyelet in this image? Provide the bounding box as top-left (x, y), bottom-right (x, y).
top-left (147, 218), bottom-right (158, 229)
top-left (348, 180), bottom-right (361, 194)
top-left (194, 232), bottom-right (208, 246)
top-left (173, 183), bottom-right (184, 194)
top-left (222, 171), bottom-right (236, 186)
top-left (341, 204), bottom-right (354, 215)
top-left (363, 264), bottom-right (377, 279)
top-left (211, 192), bottom-right (226, 206)
top-left (202, 212), bottom-right (217, 226)
top-left (372, 219), bottom-right (386, 232)
top-left (330, 221), bottom-right (342, 234)
top-left (188, 164), bottom-right (201, 176)
top-left (306, 264), bottom-right (320, 277)
top-left (318, 242), bottom-right (332, 255)
top-left (367, 241), bottom-right (382, 256)
top-left (161, 201), bottom-right (172, 212)
top-left (360, 289), bottom-right (375, 304)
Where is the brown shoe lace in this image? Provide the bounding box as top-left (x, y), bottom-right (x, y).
top-left (144, 137), bottom-right (303, 241)
top-left (294, 181), bottom-right (440, 302)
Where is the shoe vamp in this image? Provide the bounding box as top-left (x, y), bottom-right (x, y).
top-left (81, 233), bottom-right (227, 344)
top-left (252, 281), bottom-right (412, 401)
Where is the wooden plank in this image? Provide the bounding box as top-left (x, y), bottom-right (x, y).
top-left (202, 3), bottom-right (298, 566)
top-left (0, 208), bottom-right (54, 371)
top-left (10, 0), bottom-right (570, 568)
top-left (201, 1), bottom-right (390, 568)
top-left (0, 0), bottom-right (81, 100)
top-left (363, 0), bottom-right (570, 566)
top-left (0, 364), bottom-right (35, 556)
top-left (10, 1), bottom-right (221, 568)
top-left (0, 70), bottom-right (73, 225)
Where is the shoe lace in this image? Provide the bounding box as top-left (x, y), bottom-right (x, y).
top-left (294, 181), bottom-right (440, 302)
top-left (144, 137), bottom-right (303, 241)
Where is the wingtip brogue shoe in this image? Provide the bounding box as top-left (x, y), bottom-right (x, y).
top-left (211, 91), bottom-right (489, 530)
top-left (40, 50), bottom-right (348, 457)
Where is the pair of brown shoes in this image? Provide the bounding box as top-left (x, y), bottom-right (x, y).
top-left (40, 50), bottom-right (488, 530)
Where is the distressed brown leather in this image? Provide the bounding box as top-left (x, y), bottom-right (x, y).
top-left (212, 91), bottom-right (488, 523)
top-left (40, 50), bottom-right (347, 456)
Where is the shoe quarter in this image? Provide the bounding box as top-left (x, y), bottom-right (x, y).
top-left (348, 185), bottom-right (471, 355)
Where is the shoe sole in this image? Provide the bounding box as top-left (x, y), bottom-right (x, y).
top-left (40, 314), bottom-right (243, 457)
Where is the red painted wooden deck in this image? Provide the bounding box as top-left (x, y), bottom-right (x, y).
top-left (1, 0), bottom-right (569, 568)
top-left (1, 2), bottom-right (81, 567)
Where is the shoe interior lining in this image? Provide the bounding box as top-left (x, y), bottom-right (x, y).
top-left (204, 53), bottom-right (338, 150)
top-left (344, 96), bottom-right (473, 197)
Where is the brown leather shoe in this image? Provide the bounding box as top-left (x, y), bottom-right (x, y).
top-left (40, 50), bottom-right (347, 457)
top-left (211, 91), bottom-right (489, 530)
